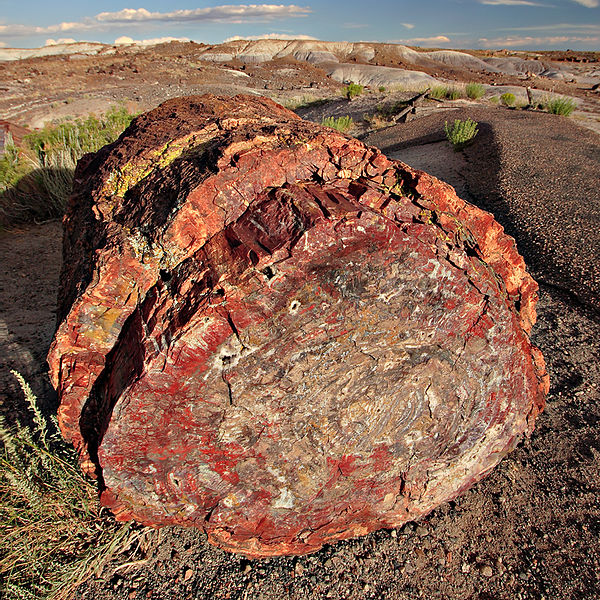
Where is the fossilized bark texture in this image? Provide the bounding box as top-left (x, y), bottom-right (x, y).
top-left (48, 95), bottom-right (548, 558)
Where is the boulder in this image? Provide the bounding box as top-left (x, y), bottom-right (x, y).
top-left (48, 95), bottom-right (548, 558)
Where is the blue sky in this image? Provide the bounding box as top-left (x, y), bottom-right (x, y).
top-left (0, 1), bottom-right (598, 50)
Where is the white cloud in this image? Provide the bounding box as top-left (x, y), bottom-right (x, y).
top-left (0, 41), bottom-right (7, 48)
top-left (401, 23), bottom-right (415, 29)
top-left (45, 38), bottom-right (77, 46)
top-left (395, 35), bottom-right (451, 44)
top-left (0, 4), bottom-right (312, 38)
top-left (480, 0), bottom-right (549, 5)
top-left (479, 34), bottom-right (600, 46)
top-left (224, 33), bottom-right (318, 41)
top-left (114, 35), bottom-right (190, 45)
top-left (571, 0), bottom-right (598, 6)
top-left (96, 5), bottom-right (311, 24)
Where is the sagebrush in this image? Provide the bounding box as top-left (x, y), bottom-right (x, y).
top-left (0, 371), bottom-right (150, 600)
top-left (444, 118), bottom-right (479, 150)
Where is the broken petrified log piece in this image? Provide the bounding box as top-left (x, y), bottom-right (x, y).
top-left (48, 95), bottom-right (548, 558)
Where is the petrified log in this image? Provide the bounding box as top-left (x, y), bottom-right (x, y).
top-left (48, 95), bottom-right (548, 558)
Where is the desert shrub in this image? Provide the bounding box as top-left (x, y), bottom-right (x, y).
top-left (543, 95), bottom-right (577, 117)
top-left (466, 83), bottom-right (485, 100)
top-left (344, 83), bottom-right (364, 100)
top-left (0, 106), bottom-right (137, 227)
top-left (501, 92), bottom-right (515, 107)
top-left (444, 118), bottom-right (479, 150)
top-left (321, 115), bottom-right (355, 133)
top-left (25, 105), bottom-right (136, 165)
top-left (489, 95), bottom-right (499, 104)
top-left (0, 371), bottom-right (150, 599)
top-left (378, 86), bottom-right (386, 93)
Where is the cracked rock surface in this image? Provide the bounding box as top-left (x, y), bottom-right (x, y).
top-left (48, 94), bottom-right (548, 558)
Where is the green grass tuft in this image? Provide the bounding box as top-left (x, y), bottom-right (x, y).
top-left (543, 95), bottom-right (577, 117)
top-left (446, 87), bottom-right (464, 100)
top-left (429, 85), bottom-right (464, 101)
top-left (429, 86), bottom-right (449, 100)
top-left (501, 92), bottom-right (516, 107)
top-left (344, 83), bottom-right (364, 100)
top-left (444, 118), bottom-right (479, 151)
top-left (321, 115), bottom-right (355, 133)
top-left (466, 83), bottom-right (485, 100)
top-left (0, 371), bottom-right (150, 600)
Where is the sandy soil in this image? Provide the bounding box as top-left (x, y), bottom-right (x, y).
top-left (1, 96), bottom-right (599, 599)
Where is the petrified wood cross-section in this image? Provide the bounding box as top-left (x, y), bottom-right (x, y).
top-left (48, 95), bottom-right (548, 558)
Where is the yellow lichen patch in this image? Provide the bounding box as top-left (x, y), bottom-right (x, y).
top-left (101, 127), bottom-right (219, 200)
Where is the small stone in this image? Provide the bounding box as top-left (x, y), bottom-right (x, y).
top-left (324, 559), bottom-right (333, 569)
top-left (416, 525), bottom-right (428, 537)
top-left (461, 562), bottom-right (471, 574)
top-left (184, 568), bottom-right (193, 581)
top-left (364, 584), bottom-right (371, 592)
top-left (391, 529), bottom-right (397, 538)
top-left (295, 563), bottom-right (305, 576)
top-left (244, 564), bottom-right (252, 574)
top-left (479, 564), bottom-right (493, 578)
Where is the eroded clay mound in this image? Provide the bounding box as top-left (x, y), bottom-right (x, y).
top-left (48, 94), bottom-right (548, 558)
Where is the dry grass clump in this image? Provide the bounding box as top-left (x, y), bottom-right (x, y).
top-left (0, 372), bottom-right (150, 600)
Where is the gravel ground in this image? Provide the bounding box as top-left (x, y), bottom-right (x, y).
top-left (362, 105), bottom-right (600, 314)
top-left (1, 103), bottom-right (599, 600)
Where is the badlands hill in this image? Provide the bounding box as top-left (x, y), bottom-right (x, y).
top-left (0, 39), bottom-right (598, 128)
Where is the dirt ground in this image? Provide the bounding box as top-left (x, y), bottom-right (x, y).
top-left (1, 47), bottom-right (600, 598)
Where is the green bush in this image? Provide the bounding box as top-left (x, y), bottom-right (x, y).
top-left (378, 86), bottom-right (386, 93)
top-left (0, 372), bottom-right (149, 599)
top-left (501, 92), bottom-right (516, 107)
top-left (321, 115), bottom-right (355, 133)
top-left (543, 95), bottom-right (577, 117)
top-left (344, 83), bottom-right (364, 100)
top-left (444, 118), bottom-right (479, 150)
top-left (466, 83), bottom-right (485, 100)
top-left (489, 95), bottom-right (499, 104)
